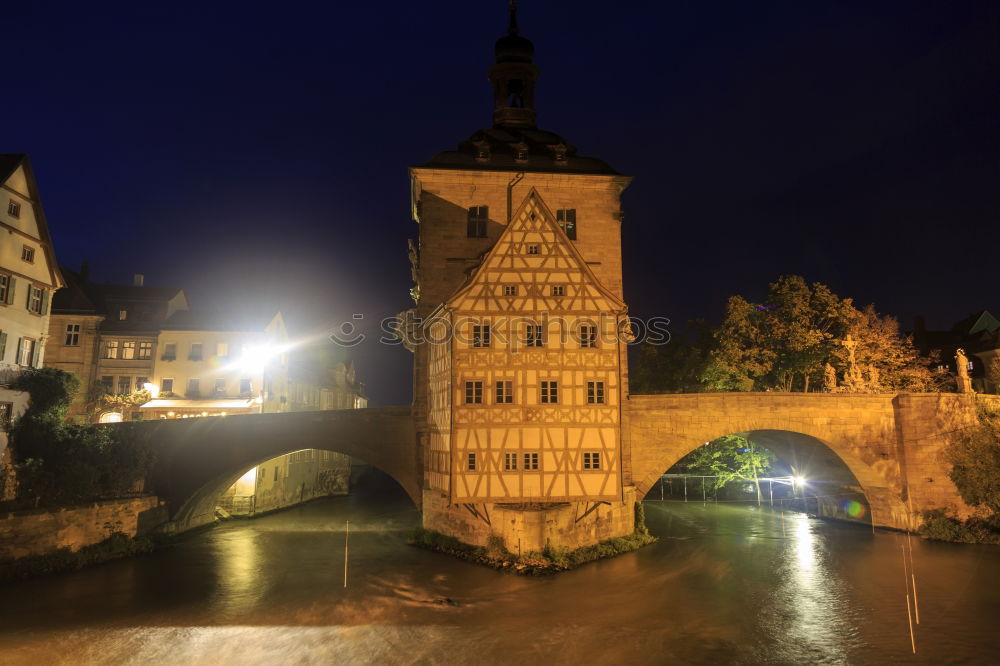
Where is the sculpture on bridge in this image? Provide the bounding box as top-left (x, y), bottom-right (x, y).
top-left (955, 348), bottom-right (974, 394)
top-left (823, 362), bottom-right (838, 392)
top-left (841, 335), bottom-right (865, 391)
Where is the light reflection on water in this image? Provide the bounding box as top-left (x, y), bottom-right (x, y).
top-left (1, 476), bottom-right (999, 665)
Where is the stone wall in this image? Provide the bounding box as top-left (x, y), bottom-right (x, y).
top-left (422, 487), bottom-right (636, 553)
top-left (0, 496), bottom-right (164, 561)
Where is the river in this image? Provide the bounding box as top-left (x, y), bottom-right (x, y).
top-left (1, 470), bottom-right (998, 665)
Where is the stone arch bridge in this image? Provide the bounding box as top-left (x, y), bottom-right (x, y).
top-left (135, 393), bottom-right (991, 532)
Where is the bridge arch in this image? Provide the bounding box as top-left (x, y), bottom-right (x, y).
top-left (136, 407), bottom-right (419, 531)
top-left (626, 394), bottom-right (916, 529)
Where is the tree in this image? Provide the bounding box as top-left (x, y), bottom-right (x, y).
top-left (630, 320), bottom-right (712, 394)
top-left (680, 435), bottom-right (775, 502)
top-left (946, 403), bottom-right (1000, 516)
top-left (702, 276), bottom-right (854, 392)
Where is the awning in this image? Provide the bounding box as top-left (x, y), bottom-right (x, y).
top-left (139, 398), bottom-right (257, 410)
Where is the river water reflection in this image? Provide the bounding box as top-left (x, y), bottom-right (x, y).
top-left (1, 474), bottom-right (999, 664)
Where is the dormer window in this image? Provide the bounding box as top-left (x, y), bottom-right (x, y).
top-left (548, 143), bottom-right (569, 164)
top-left (119, 309), bottom-right (127, 320)
top-left (7, 200), bottom-right (20, 218)
top-left (473, 140), bottom-right (491, 162)
top-left (511, 142), bottom-right (529, 163)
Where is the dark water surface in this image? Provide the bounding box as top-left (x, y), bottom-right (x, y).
top-left (2, 473), bottom-right (999, 665)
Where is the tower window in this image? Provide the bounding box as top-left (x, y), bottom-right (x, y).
top-left (472, 324), bottom-right (490, 348)
top-left (556, 209), bottom-right (577, 240)
top-left (467, 205), bottom-right (489, 238)
top-left (540, 381), bottom-right (558, 404)
top-left (587, 381), bottom-right (606, 404)
top-left (465, 380), bottom-right (483, 404)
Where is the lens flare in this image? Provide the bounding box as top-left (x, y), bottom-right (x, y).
top-left (839, 499), bottom-right (866, 518)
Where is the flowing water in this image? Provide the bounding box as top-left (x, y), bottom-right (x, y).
top-left (1, 471), bottom-right (999, 665)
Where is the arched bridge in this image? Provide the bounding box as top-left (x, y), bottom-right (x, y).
top-left (138, 406), bottom-right (418, 531)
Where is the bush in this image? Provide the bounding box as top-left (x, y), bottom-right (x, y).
top-left (946, 403), bottom-right (1000, 516)
top-left (6, 368), bottom-right (155, 507)
top-left (0, 532), bottom-right (157, 582)
top-left (919, 509), bottom-right (1000, 545)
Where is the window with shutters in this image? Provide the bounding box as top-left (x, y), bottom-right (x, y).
top-left (467, 205), bottom-right (488, 238)
top-left (138, 341), bottom-right (152, 359)
top-left (495, 380), bottom-right (513, 404)
top-left (472, 324), bottom-right (490, 348)
top-left (63, 324), bottom-right (81, 346)
top-left (19, 338), bottom-right (36, 367)
top-left (104, 340), bottom-right (119, 359)
top-left (0, 275), bottom-right (10, 303)
top-left (465, 380), bottom-right (483, 404)
top-left (21, 246), bottom-right (34, 263)
top-left (556, 209), bottom-right (577, 240)
top-left (0, 331), bottom-right (7, 362)
top-left (523, 452), bottom-right (539, 471)
top-left (122, 341), bottom-right (136, 359)
top-left (27, 285), bottom-right (43, 314)
top-left (7, 200), bottom-right (20, 218)
top-left (504, 452), bottom-right (518, 471)
top-left (540, 380), bottom-right (558, 404)
top-left (587, 381), bottom-right (606, 404)
top-left (583, 452), bottom-right (602, 470)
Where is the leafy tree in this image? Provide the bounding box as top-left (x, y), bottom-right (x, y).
top-left (679, 435), bottom-right (775, 501)
top-left (630, 320), bottom-right (712, 394)
top-left (946, 403), bottom-right (1000, 515)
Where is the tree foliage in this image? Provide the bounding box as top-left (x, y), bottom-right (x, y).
top-left (678, 435), bottom-right (775, 490)
top-left (946, 402), bottom-right (1000, 516)
top-left (630, 320), bottom-right (712, 394)
top-left (7, 368), bottom-right (155, 507)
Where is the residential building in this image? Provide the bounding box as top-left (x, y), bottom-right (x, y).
top-left (0, 154), bottom-right (64, 491)
top-left (141, 310), bottom-right (289, 419)
top-left (44, 268), bottom-right (104, 418)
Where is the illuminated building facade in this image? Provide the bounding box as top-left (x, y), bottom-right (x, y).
top-left (408, 9), bottom-right (636, 549)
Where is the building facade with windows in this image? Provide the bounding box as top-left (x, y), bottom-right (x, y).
top-left (141, 310), bottom-right (289, 419)
top-left (45, 269), bottom-right (105, 418)
top-left (407, 12), bottom-right (636, 550)
top-left (1, 155), bottom-right (64, 487)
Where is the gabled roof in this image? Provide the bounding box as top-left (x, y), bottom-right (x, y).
top-left (439, 187), bottom-right (626, 314)
top-left (51, 268), bottom-right (100, 315)
top-left (1, 153), bottom-right (64, 289)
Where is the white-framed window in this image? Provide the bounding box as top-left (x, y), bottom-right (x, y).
top-left (7, 200), bottom-right (20, 218)
top-left (540, 380), bottom-right (558, 404)
top-left (21, 246), bottom-right (34, 263)
top-left (502, 285), bottom-right (518, 296)
top-left (504, 452), bottom-right (518, 471)
top-left (18, 338), bottom-right (37, 367)
top-left (465, 380), bottom-right (483, 404)
top-left (122, 341), bottom-right (136, 359)
top-left (472, 324), bottom-right (490, 348)
top-left (161, 343), bottom-right (176, 360)
top-left (161, 378), bottom-right (174, 393)
top-left (527, 245), bottom-right (539, 255)
top-left (0, 274), bottom-right (9, 303)
top-left (523, 452), bottom-right (539, 471)
top-left (556, 208), bottom-right (577, 240)
top-left (118, 376), bottom-right (132, 394)
top-left (467, 205), bottom-right (489, 238)
top-left (138, 341), bottom-right (152, 359)
top-left (467, 452), bottom-right (478, 471)
top-left (495, 380), bottom-right (513, 404)
top-left (27, 285), bottom-right (43, 314)
top-left (583, 452), bottom-right (602, 470)
top-left (64, 323), bottom-right (81, 346)
top-left (587, 381), bottom-right (606, 404)
top-left (551, 285), bottom-right (565, 297)
top-left (580, 325), bottom-right (598, 348)
top-left (104, 340), bottom-right (119, 359)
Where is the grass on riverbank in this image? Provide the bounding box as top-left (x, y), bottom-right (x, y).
top-left (408, 502), bottom-right (658, 575)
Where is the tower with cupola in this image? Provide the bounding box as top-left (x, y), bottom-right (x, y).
top-left (407, 3), bottom-right (635, 550)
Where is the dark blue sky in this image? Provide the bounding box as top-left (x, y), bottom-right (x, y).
top-left (5, 1), bottom-right (999, 405)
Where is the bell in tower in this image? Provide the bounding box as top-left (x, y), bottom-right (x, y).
top-left (490, 1), bottom-right (539, 128)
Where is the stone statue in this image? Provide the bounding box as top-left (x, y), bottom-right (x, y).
top-left (867, 364), bottom-right (880, 391)
top-left (823, 363), bottom-right (837, 392)
top-left (841, 335), bottom-right (864, 389)
top-left (956, 348), bottom-right (973, 393)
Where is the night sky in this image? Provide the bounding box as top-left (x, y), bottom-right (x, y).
top-left (6, 1), bottom-right (999, 405)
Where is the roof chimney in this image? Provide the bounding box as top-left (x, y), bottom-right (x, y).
top-left (133, 273), bottom-right (144, 287)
